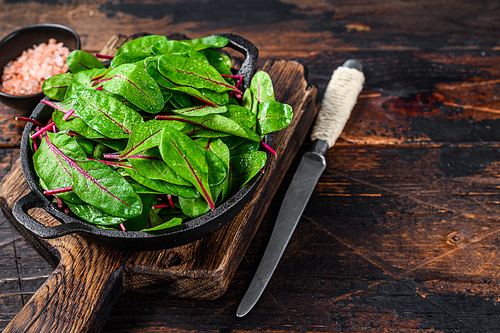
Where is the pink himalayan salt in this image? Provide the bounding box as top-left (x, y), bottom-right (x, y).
top-left (1, 38), bottom-right (70, 96)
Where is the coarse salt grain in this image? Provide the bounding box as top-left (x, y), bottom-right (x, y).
top-left (0, 38), bottom-right (70, 96)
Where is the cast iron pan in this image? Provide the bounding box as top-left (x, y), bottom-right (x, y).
top-left (12, 33), bottom-right (270, 251)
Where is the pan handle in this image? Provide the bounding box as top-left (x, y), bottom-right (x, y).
top-left (12, 191), bottom-right (92, 238)
top-left (215, 32), bottom-right (259, 89)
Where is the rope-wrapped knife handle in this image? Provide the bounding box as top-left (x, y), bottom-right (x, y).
top-left (311, 60), bottom-right (365, 150)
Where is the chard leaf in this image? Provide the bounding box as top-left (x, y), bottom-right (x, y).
top-left (224, 104), bottom-right (256, 129)
top-left (249, 71), bottom-right (275, 115)
top-left (145, 58), bottom-right (177, 89)
top-left (158, 54), bottom-right (239, 94)
top-left (172, 92), bottom-right (192, 107)
top-left (241, 87), bottom-right (253, 111)
top-left (111, 51), bottom-right (151, 68)
top-left (115, 35), bottom-right (167, 56)
top-left (65, 68), bottom-right (107, 99)
top-left (159, 127), bottom-right (214, 209)
top-left (100, 63), bottom-right (164, 114)
top-left (67, 202), bottom-right (126, 226)
top-left (203, 148), bottom-right (227, 186)
top-left (52, 109), bottom-right (105, 139)
top-left (178, 195), bottom-right (211, 218)
top-left (222, 136), bottom-right (260, 156)
top-left (70, 159), bottom-right (143, 218)
top-left (147, 59), bottom-right (228, 106)
top-left (127, 178), bottom-right (163, 194)
top-left (160, 114), bottom-right (260, 142)
top-left (188, 128), bottom-right (230, 139)
top-left (67, 50), bottom-right (105, 73)
top-left (33, 132), bottom-right (86, 204)
top-left (141, 217), bottom-right (182, 231)
top-left (181, 35), bottom-right (229, 51)
top-left (199, 49), bottom-right (233, 78)
top-left (179, 180), bottom-right (224, 217)
top-left (121, 194), bottom-right (156, 231)
top-left (126, 166), bottom-right (176, 195)
top-left (163, 182), bottom-right (200, 199)
top-left (72, 89), bottom-right (144, 139)
top-left (73, 136), bottom-right (96, 155)
top-left (172, 105), bottom-right (227, 117)
top-left (93, 138), bottom-right (127, 152)
top-left (127, 148), bottom-right (192, 186)
top-left (152, 40), bottom-right (209, 64)
top-left (127, 167), bottom-right (199, 199)
top-left (120, 119), bottom-right (185, 159)
top-left (42, 73), bottom-right (74, 101)
top-left (256, 100), bottom-right (293, 136)
top-left (230, 151), bottom-right (267, 190)
top-left (195, 138), bottom-right (230, 169)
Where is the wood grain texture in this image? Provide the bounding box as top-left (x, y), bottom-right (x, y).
top-left (1, 0), bottom-right (500, 332)
top-left (0, 59), bottom-right (318, 332)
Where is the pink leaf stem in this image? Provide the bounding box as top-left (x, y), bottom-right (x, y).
top-left (55, 196), bottom-right (64, 208)
top-left (62, 108), bottom-right (75, 120)
top-left (120, 223), bottom-right (126, 231)
top-left (44, 186), bottom-right (73, 195)
top-left (91, 77), bottom-right (113, 86)
top-left (260, 141), bottom-right (277, 157)
top-left (15, 116), bottom-right (44, 127)
top-left (167, 194), bottom-right (175, 209)
top-left (152, 204), bottom-right (170, 209)
top-left (41, 100), bottom-right (68, 113)
top-left (32, 138), bottom-right (38, 152)
top-left (221, 74), bottom-right (243, 89)
top-left (94, 53), bottom-right (114, 60)
top-left (103, 153), bottom-right (122, 160)
top-left (87, 158), bottom-right (134, 169)
top-left (31, 122), bottom-right (55, 139)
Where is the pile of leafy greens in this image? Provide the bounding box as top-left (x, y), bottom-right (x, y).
top-left (30, 34), bottom-right (292, 232)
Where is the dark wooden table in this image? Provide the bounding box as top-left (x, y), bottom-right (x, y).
top-left (2, 1), bottom-right (500, 332)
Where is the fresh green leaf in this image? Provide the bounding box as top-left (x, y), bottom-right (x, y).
top-left (249, 71), bottom-right (275, 115)
top-left (230, 151), bottom-right (267, 190)
top-left (67, 202), bottom-right (126, 226)
top-left (120, 119), bottom-right (185, 158)
top-left (159, 127), bottom-right (214, 209)
top-left (72, 89), bottom-right (144, 139)
top-left (65, 68), bottom-right (107, 99)
top-left (172, 105), bottom-right (227, 117)
top-left (33, 132), bottom-right (86, 204)
top-left (141, 217), bottom-right (182, 231)
top-left (67, 50), bottom-right (105, 73)
top-left (181, 35), bottom-right (229, 51)
top-left (42, 73), bottom-right (74, 101)
top-left (110, 51), bottom-right (151, 68)
top-left (160, 114), bottom-right (260, 142)
top-left (127, 148), bottom-right (192, 186)
top-left (157, 54), bottom-right (239, 94)
top-left (70, 159), bottom-right (143, 218)
top-left (152, 39), bottom-right (209, 64)
top-left (100, 63), bottom-right (164, 114)
top-left (256, 100), bottom-right (293, 136)
top-left (115, 35), bottom-right (167, 56)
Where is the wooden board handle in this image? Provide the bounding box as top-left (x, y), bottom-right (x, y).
top-left (3, 238), bottom-right (125, 333)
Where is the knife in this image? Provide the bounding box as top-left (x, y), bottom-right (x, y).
top-left (236, 59), bottom-right (365, 317)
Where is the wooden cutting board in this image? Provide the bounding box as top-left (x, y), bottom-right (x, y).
top-left (0, 35), bottom-right (319, 333)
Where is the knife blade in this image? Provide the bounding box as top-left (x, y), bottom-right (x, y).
top-left (236, 59), bottom-right (365, 317)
